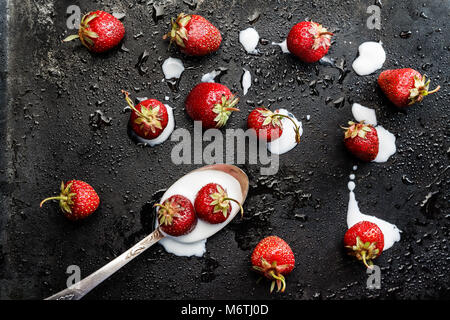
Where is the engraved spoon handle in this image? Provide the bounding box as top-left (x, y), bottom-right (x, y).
top-left (45, 228), bottom-right (165, 300)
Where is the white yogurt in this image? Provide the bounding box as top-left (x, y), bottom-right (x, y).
top-left (162, 57), bottom-right (185, 79)
top-left (201, 70), bottom-right (221, 83)
top-left (129, 104), bottom-right (175, 147)
top-left (239, 27), bottom-right (260, 54)
top-left (267, 109), bottom-right (303, 155)
top-left (348, 181), bottom-right (356, 191)
top-left (351, 102), bottom-right (396, 163)
top-left (272, 39), bottom-right (290, 53)
top-left (347, 187), bottom-right (401, 251)
top-left (242, 68), bottom-right (251, 96)
top-left (352, 103), bottom-right (377, 126)
top-left (373, 126), bottom-right (396, 163)
top-left (352, 41), bottom-right (386, 76)
top-left (157, 169), bottom-right (244, 257)
top-left (159, 239), bottom-right (207, 257)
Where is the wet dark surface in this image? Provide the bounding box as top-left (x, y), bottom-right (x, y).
top-left (0, 0), bottom-right (449, 300)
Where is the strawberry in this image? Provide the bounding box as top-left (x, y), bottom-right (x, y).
top-left (40, 180), bottom-right (100, 221)
top-left (378, 68), bottom-right (440, 108)
top-left (185, 82), bottom-right (239, 129)
top-left (251, 236), bottom-right (295, 293)
top-left (122, 91), bottom-right (169, 140)
top-left (344, 221), bottom-right (384, 268)
top-left (163, 13), bottom-right (222, 56)
top-left (287, 21), bottom-right (333, 63)
top-left (343, 121), bottom-right (379, 162)
top-left (247, 107), bottom-right (301, 143)
top-left (194, 183), bottom-right (244, 224)
top-left (64, 10), bottom-right (125, 53)
top-left (155, 195), bottom-right (197, 237)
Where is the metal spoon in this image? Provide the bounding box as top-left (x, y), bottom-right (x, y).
top-left (45, 164), bottom-right (249, 300)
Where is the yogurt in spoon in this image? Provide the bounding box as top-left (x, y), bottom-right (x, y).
top-left (157, 166), bottom-right (248, 257)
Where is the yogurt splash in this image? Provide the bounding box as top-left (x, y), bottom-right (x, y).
top-left (162, 57), bottom-right (185, 80)
top-left (201, 67), bottom-right (228, 83)
top-left (347, 169), bottom-right (401, 251)
top-left (239, 27), bottom-right (260, 54)
top-left (267, 109), bottom-right (303, 155)
top-left (352, 103), bottom-right (377, 126)
top-left (351, 103), bottom-right (396, 163)
top-left (158, 169), bottom-right (244, 257)
top-left (373, 126), bottom-right (396, 163)
top-left (201, 70), bottom-right (222, 83)
top-left (272, 39), bottom-right (290, 53)
top-left (352, 41), bottom-right (386, 76)
top-left (128, 104), bottom-right (175, 147)
top-left (242, 68), bottom-right (251, 95)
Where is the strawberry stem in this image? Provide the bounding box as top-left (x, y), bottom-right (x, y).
top-left (222, 197), bottom-right (244, 218)
top-left (268, 271), bottom-right (286, 293)
top-left (272, 114), bottom-right (301, 144)
top-left (361, 251), bottom-right (372, 269)
top-left (40, 196), bottom-right (68, 208)
top-left (319, 31), bottom-right (334, 37)
top-left (122, 90), bottom-right (147, 119)
top-left (224, 107), bottom-right (240, 112)
top-left (426, 85), bottom-right (440, 95)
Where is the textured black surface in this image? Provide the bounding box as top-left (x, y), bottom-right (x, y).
top-left (0, 0), bottom-right (449, 300)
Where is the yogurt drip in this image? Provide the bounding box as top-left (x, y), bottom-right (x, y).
top-left (272, 39), bottom-right (290, 53)
top-left (346, 169), bottom-right (401, 251)
top-left (201, 70), bottom-right (222, 83)
top-left (351, 103), bottom-right (396, 163)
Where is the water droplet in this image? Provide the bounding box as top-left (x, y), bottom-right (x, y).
top-left (400, 31), bottom-right (412, 39)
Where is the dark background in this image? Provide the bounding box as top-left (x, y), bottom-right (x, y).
top-left (0, 0), bottom-right (449, 300)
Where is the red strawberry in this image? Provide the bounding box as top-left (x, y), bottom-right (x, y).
top-left (251, 236), bottom-right (295, 293)
top-left (194, 183), bottom-right (243, 224)
top-left (287, 21), bottom-right (333, 63)
top-left (185, 82), bottom-right (239, 129)
top-left (343, 121), bottom-right (379, 162)
top-left (378, 68), bottom-right (440, 108)
top-left (122, 91), bottom-right (169, 140)
top-left (40, 180), bottom-right (100, 221)
top-left (344, 221), bottom-right (384, 268)
top-left (64, 10), bottom-right (125, 53)
top-left (163, 13), bottom-right (222, 56)
top-left (247, 107), bottom-right (301, 143)
top-left (155, 195), bottom-right (197, 237)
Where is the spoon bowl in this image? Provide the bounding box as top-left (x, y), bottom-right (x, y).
top-left (158, 164), bottom-right (249, 243)
top-left (46, 164), bottom-right (248, 300)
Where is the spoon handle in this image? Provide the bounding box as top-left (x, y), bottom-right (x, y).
top-left (45, 228), bottom-right (165, 300)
